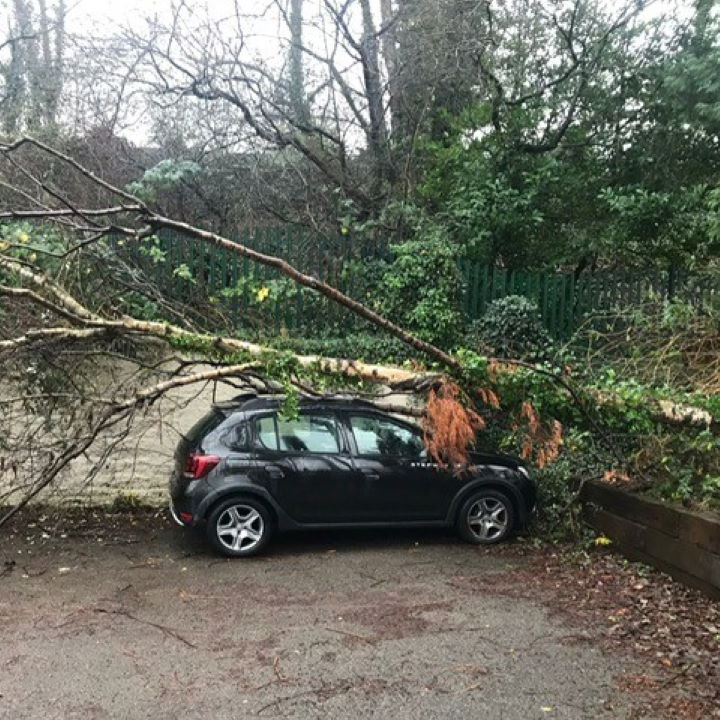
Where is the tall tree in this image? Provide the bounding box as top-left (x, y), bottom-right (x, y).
top-left (0, 0), bottom-right (65, 133)
top-left (287, 0), bottom-right (309, 125)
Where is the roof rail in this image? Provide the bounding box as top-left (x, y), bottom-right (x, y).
top-left (212, 392), bottom-right (259, 409)
top-left (212, 392), bottom-right (384, 412)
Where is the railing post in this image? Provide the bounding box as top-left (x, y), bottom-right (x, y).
top-left (667, 263), bottom-right (678, 301)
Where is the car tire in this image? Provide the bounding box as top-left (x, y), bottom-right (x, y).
top-left (206, 497), bottom-right (274, 557)
top-left (456, 489), bottom-right (515, 545)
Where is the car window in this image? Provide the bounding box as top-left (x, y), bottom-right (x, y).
top-left (276, 414), bottom-right (341, 453)
top-left (228, 420), bottom-right (250, 450)
top-left (183, 408), bottom-right (227, 445)
top-left (349, 415), bottom-right (425, 458)
top-left (255, 415), bottom-right (279, 450)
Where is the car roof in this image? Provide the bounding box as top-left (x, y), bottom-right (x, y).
top-left (213, 392), bottom-right (382, 413)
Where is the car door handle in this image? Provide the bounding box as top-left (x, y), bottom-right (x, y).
top-left (361, 468), bottom-right (380, 481)
top-left (264, 464), bottom-right (284, 480)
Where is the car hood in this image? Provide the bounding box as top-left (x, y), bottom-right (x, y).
top-left (467, 450), bottom-right (524, 471)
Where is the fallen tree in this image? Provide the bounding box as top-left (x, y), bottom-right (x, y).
top-left (2, 258), bottom-right (715, 431)
top-left (0, 137), bottom-right (718, 525)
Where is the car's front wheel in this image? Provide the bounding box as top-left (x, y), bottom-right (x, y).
top-left (206, 497), bottom-right (273, 557)
top-left (456, 489), bottom-right (515, 545)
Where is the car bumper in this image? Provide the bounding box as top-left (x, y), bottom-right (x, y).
top-left (169, 499), bottom-right (187, 527)
top-left (169, 473), bottom-right (210, 527)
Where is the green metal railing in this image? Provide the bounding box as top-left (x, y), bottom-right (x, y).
top-left (132, 229), bottom-right (717, 339)
top-left (458, 262), bottom-right (717, 337)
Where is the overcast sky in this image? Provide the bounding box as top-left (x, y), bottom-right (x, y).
top-left (73, 0), bottom-right (292, 31)
top-left (64, 0), bottom-right (693, 145)
top-left (73, 0), bottom-right (689, 27)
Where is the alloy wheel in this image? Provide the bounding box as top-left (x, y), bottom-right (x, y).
top-left (216, 504), bottom-right (264, 553)
top-left (466, 497), bottom-right (509, 541)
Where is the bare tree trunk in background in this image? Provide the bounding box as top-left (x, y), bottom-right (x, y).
top-left (379, 0), bottom-right (403, 138)
top-left (36, 0), bottom-right (65, 128)
top-left (37, 0), bottom-right (53, 126)
top-left (3, 0), bottom-right (33, 133)
top-left (18, 0), bottom-right (42, 127)
top-left (1, 0), bottom-right (66, 132)
top-left (288, 0), bottom-right (309, 125)
top-left (41, 0), bottom-right (64, 126)
top-left (359, 0), bottom-right (394, 193)
top-left (0, 42), bottom-right (24, 134)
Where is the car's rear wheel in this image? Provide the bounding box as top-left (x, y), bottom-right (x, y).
top-left (456, 489), bottom-right (515, 545)
top-left (206, 497), bottom-right (273, 557)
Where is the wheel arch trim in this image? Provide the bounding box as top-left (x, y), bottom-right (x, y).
top-left (195, 483), bottom-right (294, 529)
top-left (446, 476), bottom-right (527, 528)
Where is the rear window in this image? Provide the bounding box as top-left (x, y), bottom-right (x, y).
top-left (252, 413), bottom-right (341, 453)
top-left (182, 408), bottom-right (228, 446)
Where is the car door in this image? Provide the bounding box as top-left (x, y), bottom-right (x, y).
top-left (250, 410), bottom-right (363, 523)
top-left (344, 412), bottom-right (460, 521)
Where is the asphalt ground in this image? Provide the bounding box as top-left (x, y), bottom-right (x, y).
top-left (0, 513), bottom-right (668, 719)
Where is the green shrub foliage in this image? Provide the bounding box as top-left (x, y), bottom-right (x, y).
top-left (374, 226), bottom-right (465, 350)
top-left (471, 295), bottom-right (552, 359)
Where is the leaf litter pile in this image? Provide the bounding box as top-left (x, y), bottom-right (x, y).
top-left (485, 544), bottom-right (719, 719)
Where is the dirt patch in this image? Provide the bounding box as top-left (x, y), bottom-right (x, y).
top-left (341, 598), bottom-right (456, 640)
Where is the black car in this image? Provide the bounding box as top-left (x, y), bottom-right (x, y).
top-left (169, 394), bottom-right (536, 557)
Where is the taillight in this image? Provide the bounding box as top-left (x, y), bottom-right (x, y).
top-left (184, 453), bottom-right (220, 479)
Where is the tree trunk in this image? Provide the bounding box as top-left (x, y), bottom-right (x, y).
top-left (288, 0), bottom-right (309, 125)
top-left (379, 0), bottom-right (403, 137)
top-left (359, 0), bottom-right (393, 191)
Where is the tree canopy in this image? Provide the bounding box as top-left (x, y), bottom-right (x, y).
top-left (0, 0), bottom-right (717, 270)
